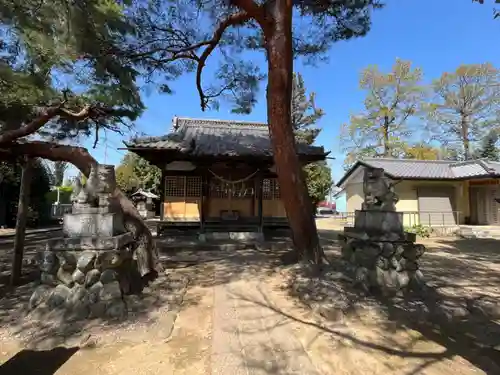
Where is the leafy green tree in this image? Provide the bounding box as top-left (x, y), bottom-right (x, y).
top-left (304, 162), bottom-right (332, 209)
top-left (116, 153), bottom-right (161, 196)
top-left (0, 0), bottom-right (160, 282)
top-left (341, 59), bottom-right (426, 169)
top-left (291, 73), bottom-right (332, 209)
top-left (52, 161), bottom-right (68, 186)
top-left (122, 0), bottom-right (382, 263)
top-left (0, 160), bottom-right (52, 227)
top-left (403, 143), bottom-right (440, 160)
top-left (426, 63), bottom-right (500, 160)
top-left (292, 73), bottom-right (324, 143)
top-left (474, 130), bottom-right (499, 161)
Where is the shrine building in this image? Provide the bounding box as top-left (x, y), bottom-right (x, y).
top-left (123, 117), bottom-right (329, 235)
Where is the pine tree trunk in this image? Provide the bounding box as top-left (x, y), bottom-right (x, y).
top-left (10, 158), bottom-right (33, 286)
top-left (265, 0), bottom-right (325, 264)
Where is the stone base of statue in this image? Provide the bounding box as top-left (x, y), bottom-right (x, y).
top-left (29, 165), bottom-right (142, 321)
top-left (339, 168), bottom-right (426, 296)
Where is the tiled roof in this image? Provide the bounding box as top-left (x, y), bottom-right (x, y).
top-left (360, 158), bottom-right (455, 179)
top-left (125, 117), bottom-right (327, 158)
top-left (337, 157), bottom-right (500, 187)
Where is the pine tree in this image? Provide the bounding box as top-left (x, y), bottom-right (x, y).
top-left (291, 73), bottom-right (332, 210)
top-left (475, 131), bottom-right (499, 161)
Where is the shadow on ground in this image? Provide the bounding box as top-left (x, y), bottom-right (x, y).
top-left (0, 346), bottom-right (78, 375)
top-left (0, 272), bottom-right (186, 349)
top-left (277, 229), bottom-right (500, 374)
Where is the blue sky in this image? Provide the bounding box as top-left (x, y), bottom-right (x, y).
top-left (70, 0), bottom-right (500, 210)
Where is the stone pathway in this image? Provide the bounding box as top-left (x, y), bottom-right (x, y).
top-left (210, 252), bottom-right (320, 375)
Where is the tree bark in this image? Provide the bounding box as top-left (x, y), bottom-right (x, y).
top-left (4, 141), bottom-right (160, 276)
top-left (264, 0), bottom-right (325, 264)
top-left (461, 114), bottom-right (471, 160)
top-left (383, 115), bottom-right (390, 157)
top-left (10, 158), bottom-right (33, 286)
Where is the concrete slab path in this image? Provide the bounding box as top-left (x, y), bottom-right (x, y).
top-left (202, 249), bottom-right (319, 375)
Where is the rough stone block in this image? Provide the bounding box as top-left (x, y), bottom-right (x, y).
top-left (41, 272), bottom-right (58, 286)
top-left (100, 269), bottom-right (118, 284)
top-left (57, 267), bottom-right (74, 287)
top-left (40, 251), bottom-right (59, 274)
top-left (56, 252), bottom-right (77, 271)
top-left (63, 212), bottom-right (126, 237)
top-left (47, 284), bottom-right (71, 309)
top-left (77, 251), bottom-right (97, 273)
top-left (72, 269), bottom-right (86, 285)
top-left (88, 281), bottom-right (104, 304)
top-left (29, 285), bottom-right (52, 310)
top-left (85, 269), bottom-right (101, 288)
top-left (105, 300), bottom-right (127, 319)
top-left (66, 285), bottom-right (91, 320)
top-left (99, 281), bottom-right (122, 301)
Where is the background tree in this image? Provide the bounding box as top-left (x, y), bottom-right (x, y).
top-left (341, 59), bottom-right (426, 169)
top-left (0, 160), bottom-right (52, 227)
top-left (303, 162), bottom-right (332, 209)
top-left (403, 143), bottom-right (440, 160)
top-left (292, 73), bottom-right (324, 143)
top-left (291, 72), bottom-right (332, 210)
top-left (52, 161), bottom-right (68, 186)
top-left (116, 152), bottom-right (162, 196)
top-left (122, 0), bottom-right (382, 263)
top-left (0, 0), bottom-right (160, 280)
top-left (473, 130), bottom-right (499, 160)
top-left (426, 63), bottom-right (500, 160)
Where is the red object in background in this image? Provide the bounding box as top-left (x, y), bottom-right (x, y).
top-left (318, 201), bottom-right (336, 210)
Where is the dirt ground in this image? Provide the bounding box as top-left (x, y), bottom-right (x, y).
top-left (0, 221), bottom-right (499, 374)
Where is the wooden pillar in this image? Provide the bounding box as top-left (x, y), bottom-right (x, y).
top-left (257, 171), bottom-right (264, 232)
top-left (160, 168), bottom-right (166, 221)
top-left (200, 168), bottom-right (207, 233)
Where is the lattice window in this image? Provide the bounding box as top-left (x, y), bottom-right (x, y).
top-left (186, 176), bottom-right (202, 197)
top-left (273, 179), bottom-right (281, 199)
top-left (165, 176), bottom-right (185, 197)
top-left (263, 178), bottom-right (272, 200)
top-left (263, 178), bottom-right (280, 200)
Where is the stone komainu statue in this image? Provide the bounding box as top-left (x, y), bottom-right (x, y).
top-left (362, 167), bottom-right (399, 211)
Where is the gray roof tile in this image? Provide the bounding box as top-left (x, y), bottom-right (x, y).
top-left (337, 157), bottom-right (500, 187)
top-left (125, 117), bottom-right (326, 158)
top-left (362, 158), bottom-right (454, 179)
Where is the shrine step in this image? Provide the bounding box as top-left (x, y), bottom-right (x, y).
top-left (200, 231), bottom-right (264, 242)
top-left (458, 225), bottom-right (500, 239)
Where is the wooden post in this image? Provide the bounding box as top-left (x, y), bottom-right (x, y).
top-left (200, 168), bottom-right (207, 233)
top-left (11, 158), bottom-right (34, 286)
top-left (160, 168), bottom-right (165, 221)
top-left (257, 171), bottom-right (264, 233)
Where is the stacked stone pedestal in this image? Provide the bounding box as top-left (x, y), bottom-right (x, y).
top-left (29, 165), bottom-right (139, 320)
top-left (340, 210), bottom-right (426, 295)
